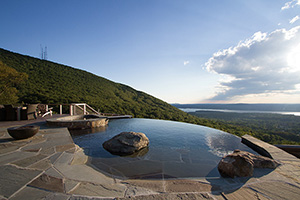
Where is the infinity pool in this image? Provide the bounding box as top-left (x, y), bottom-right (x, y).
top-left (70, 118), bottom-right (257, 179)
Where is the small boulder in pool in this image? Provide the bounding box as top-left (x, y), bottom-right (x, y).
top-left (103, 131), bottom-right (149, 156)
top-left (218, 149), bottom-right (279, 178)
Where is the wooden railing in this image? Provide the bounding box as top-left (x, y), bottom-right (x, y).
top-left (69, 103), bottom-right (100, 115)
top-left (41, 103), bottom-right (100, 116)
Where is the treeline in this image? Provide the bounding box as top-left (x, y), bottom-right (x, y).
top-left (190, 111), bottom-right (300, 145)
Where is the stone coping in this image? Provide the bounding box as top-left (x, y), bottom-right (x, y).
top-left (46, 114), bottom-right (107, 122)
top-left (242, 134), bottom-right (300, 161)
top-left (0, 122), bottom-right (299, 199)
top-left (46, 115), bottom-right (108, 129)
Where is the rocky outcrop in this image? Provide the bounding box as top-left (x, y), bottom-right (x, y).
top-left (103, 132), bottom-right (149, 156)
top-left (218, 150), bottom-right (280, 178)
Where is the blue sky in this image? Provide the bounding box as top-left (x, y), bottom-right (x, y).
top-left (1, 0), bottom-right (300, 103)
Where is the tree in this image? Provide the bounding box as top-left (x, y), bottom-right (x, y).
top-left (0, 61), bottom-right (28, 104)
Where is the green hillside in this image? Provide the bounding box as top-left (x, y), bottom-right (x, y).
top-left (0, 48), bottom-right (200, 121)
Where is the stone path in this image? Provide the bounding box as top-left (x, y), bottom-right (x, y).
top-left (0, 123), bottom-right (127, 199)
top-left (0, 120), bottom-right (300, 199)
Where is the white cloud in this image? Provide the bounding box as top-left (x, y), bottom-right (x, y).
top-left (205, 26), bottom-right (300, 101)
top-left (183, 61), bottom-right (190, 66)
top-left (290, 15), bottom-right (300, 24)
top-left (281, 0), bottom-right (300, 10)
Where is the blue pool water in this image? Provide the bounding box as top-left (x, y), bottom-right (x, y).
top-left (70, 118), bottom-right (257, 179)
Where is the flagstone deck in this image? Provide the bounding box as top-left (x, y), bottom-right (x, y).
top-left (0, 118), bottom-right (299, 199)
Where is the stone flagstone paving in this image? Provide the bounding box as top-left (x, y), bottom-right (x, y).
top-left (0, 120), bottom-right (300, 199)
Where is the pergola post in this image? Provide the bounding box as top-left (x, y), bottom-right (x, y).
top-left (60, 105), bottom-right (63, 115)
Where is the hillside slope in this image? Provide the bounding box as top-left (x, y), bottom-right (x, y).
top-left (0, 48), bottom-right (197, 121)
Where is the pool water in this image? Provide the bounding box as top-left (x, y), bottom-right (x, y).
top-left (70, 118), bottom-right (257, 179)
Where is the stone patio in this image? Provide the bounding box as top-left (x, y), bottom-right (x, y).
top-left (0, 119), bottom-right (300, 199)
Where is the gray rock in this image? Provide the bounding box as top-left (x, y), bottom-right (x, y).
top-left (218, 150), bottom-right (279, 178)
top-left (0, 165), bottom-right (42, 198)
top-left (234, 149), bottom-right (279, 169)
top-left (103, 132), bottom-right (149, 156)
top-left (28, 173), bottom-right (64, 193)
top-left (218, 150), bottom-right (254, 178)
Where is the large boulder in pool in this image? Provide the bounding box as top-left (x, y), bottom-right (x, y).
top-left (218, 150), bottom-right (279, 178)
top-left (103, 132), bottom-right (149, 156)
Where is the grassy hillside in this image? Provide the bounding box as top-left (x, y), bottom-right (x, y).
top-left (0, 48), bottom-right (200, 121)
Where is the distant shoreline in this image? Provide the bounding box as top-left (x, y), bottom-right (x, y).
top-left (172, 103), bottom-right (300, 113)
top-left (179, 108), bottom-right (300, 116)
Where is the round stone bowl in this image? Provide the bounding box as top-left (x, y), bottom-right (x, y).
top-left (7, 125), bottom-right (40, 140)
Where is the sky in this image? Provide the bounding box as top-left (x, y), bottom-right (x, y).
top-left (1, 0), bottom-right (300, 104)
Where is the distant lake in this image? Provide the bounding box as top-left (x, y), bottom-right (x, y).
top-left (180, 108), bottom-right (300, 116)
top-left (173, 104), bottom-right (300, 116)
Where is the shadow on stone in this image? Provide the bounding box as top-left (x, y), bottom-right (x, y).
top-left (28, 174), bottom-right (64, 193)
top-left (69, 126), bottom-right (107, 136)
top-left (0, 138), bottom-right (14, 143)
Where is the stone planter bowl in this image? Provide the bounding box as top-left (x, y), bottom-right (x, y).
top-left (7, 125), bottom-right (40, 140)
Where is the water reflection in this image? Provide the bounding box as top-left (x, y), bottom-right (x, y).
top-left (69, 126), bottom-right (107, 136)
top-left (124, 147), bottom-right (149, 158)
top-left (206, 133), bottom-right (249, 157)
top-left (71, 118), bottom-right (257, 179)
